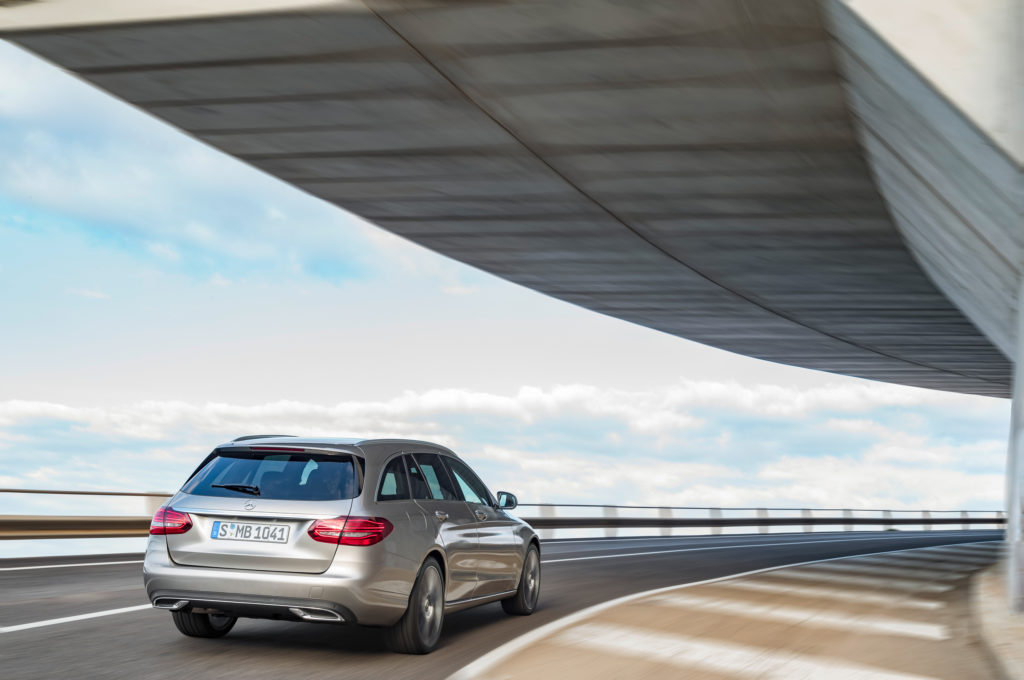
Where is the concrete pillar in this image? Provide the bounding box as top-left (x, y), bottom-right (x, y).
top-left (1007, 291), bottom-right (1024, 610)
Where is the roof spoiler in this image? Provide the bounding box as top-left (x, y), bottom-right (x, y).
top-left (232, 434), bottom-right (297, 442)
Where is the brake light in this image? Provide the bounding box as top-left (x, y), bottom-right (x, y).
top-left (307, 516), bottom-right (393, 546)
top-left (250, 446), bottom-right (306, 452)
top-left (150, 506), bottom-right (193, 535)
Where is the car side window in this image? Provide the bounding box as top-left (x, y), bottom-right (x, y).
top-left (446, 457), bottom-right (493, 506)
top-left (410, 453), bottom-right (461, 501)
top-left (405, 455), bottom-right (432, 500)
top-left (377, 456), bottom-right (410, 501)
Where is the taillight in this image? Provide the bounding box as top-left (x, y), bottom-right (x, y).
top-left (150, 506), bottom-right (193, 535)
top-left (307, 516), bottom-right (393, 546)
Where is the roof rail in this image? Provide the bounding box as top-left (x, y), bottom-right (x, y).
top-left (232, 434), bottom-right (297, 442)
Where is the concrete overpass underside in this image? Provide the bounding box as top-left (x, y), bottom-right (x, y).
top-left (0, 0), bottom-right (1016, 398)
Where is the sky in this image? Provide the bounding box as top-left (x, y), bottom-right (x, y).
top-left (0, 40), bottom-right (1012, 555)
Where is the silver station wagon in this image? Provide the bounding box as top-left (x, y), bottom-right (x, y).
top-left (143, 436), bottom-right (540, 653)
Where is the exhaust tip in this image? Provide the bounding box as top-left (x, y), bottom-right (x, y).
top-left (154, 599), bottom-right (190, 611)
top-left (288, 606), bottom-right (343, 622)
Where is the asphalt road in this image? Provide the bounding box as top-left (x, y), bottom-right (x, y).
top-left (0, 530), bottom-right (1002, 680)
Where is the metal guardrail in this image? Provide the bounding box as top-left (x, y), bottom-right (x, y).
top-left (0, 490), bottom-right (1006, 540)
top-left (0, 488), bottom-right (171, 497)
top-left (0, 516), bottom-right (153, 540)
top-left (518, 504), bottom-right (1006, 539)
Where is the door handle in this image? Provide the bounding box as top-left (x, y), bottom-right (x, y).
top-left (475, 510), bottom-right (488, 521)
top-left (434, 511), bottom-right (448, 522)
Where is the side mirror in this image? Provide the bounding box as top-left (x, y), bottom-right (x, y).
top-left (496, 491), bottom-right (518, 510)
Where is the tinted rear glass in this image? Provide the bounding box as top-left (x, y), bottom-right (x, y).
top-left (409, 453), bottom-right (460, 501)
top-left (377, 457), bottom-right (411, 501)
top-left (183, 450), bottom-right (360, 500)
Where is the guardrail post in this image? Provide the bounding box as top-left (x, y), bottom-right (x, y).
top-left (539, 504), bottom-right (555, 540)
top-left (659, 507), bottom-right (672, 537)
top-left (710, 508), bottom-right (722, 535)
top-left (961, 510), bottom-right (969, 531)
top-left (603, 505), bottom-right (617, 538)
top-left (757, 508), bottom-right (769, 534)
top-left (922, 510), bottom-right (932, 531)
top-left (802, 509), bottom-right (812, 533)
top-left (883, 509), bottom-right (892, 531)
top-left (844, 509), bottom-right (853, 532)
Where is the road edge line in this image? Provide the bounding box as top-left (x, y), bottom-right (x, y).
top-left (0, 604), bottom-right (152, 634)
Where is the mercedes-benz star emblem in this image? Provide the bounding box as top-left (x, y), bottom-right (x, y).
top-left (244, 501), bottom-right (256, 511)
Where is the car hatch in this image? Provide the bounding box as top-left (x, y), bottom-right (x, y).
top-left (163, 447), bottom-right (361, 574)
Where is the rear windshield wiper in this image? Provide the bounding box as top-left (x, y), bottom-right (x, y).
top-left (211, 483), bottom-right (261, 496)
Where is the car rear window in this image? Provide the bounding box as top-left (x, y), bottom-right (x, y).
top-left (182, 450), bottom-right (360, 501)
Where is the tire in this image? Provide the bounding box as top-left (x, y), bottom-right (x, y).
top-left (502, 544), bottom-right (540, 615)
top-left (170, 610), bottom-right (237, 638)
top-left (385, 557), bottom-right (445, 654)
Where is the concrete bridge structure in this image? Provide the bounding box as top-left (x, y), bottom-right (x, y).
top-left (1, 0), bottom-right (1021, 605)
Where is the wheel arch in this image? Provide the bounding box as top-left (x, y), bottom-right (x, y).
top-left (423, 548), bottom-right (447, 587)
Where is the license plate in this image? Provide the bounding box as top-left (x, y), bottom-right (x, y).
top-left (210, 520), bottom-right (290, 543)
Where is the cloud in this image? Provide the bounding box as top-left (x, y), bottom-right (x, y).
top-left (441, 285), bottom-right (479, 296)
top-left (752, 455), bottom-right (1005, 510)
top-left (0, 379), bottom-right (995, 443)
top-left (477, 444), bottom-right (734, 505)
top-left (146, 242), bottom-right (180, 261)
top-left (825, 417), bottom-right (1007, 466)
top-left (0, 377), bottom-right (1007, 510)
top-left (473, 443), bottom-right (1004, 511)
top-left (672, 380), bottom-right (980, 417)
top-left (66, 288), bottom-right (109, 300)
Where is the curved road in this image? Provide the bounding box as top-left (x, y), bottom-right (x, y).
top-left (0, 531), bottom-right (1002, 680)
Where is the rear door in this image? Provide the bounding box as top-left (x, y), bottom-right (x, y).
top-left (445, 456), bottom-right (521, 596)
top-left (371, 453), bottom-right (429, 580)
top-left (166, 448), bottom-right (359, 574)
top-left (407, 452), bottom-right (479, 602)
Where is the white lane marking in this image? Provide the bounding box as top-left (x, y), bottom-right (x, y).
top-left (540, 537), bottom-right (829, 553)
top-left (0, 605), bottom-right (152, 634)
top-left (557, 623), bottom-right (939, 680)
top-left (540, 536), bottom-right (729, 545)
top-left (538, 532), bottom-right (996, 546)
top-left (714, 579), bottom-right (944, 610)
top-left (853, 554), bottom-right (987, 571)
top-left (538, 535), bottom-right (943, 556)
top-left (909, 548), bottom-right (999, 565)
top-left (0, 560), bottom-right (143, 572)
top-left (648, 592), bottom-right (948, 640)
top-left (449, 541), bottom-right (995, 680)
top-left (541, 536), bottom-right (999, 563)
top-left (806, 561), bottom-right (965, 581)
top-left (938, 540), bottom-right (1002, 549)
top-left (919, 544), bottom-right (1002, 557)
top-left (902, 549), bottom-right (998, 562)
top-left (762, 569), bottom-right (954, 593)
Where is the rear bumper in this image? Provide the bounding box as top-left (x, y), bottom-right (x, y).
top-left (143, 537), bottom-right (413, 626)
top-left (150, 590), bottom-right (356, 624)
